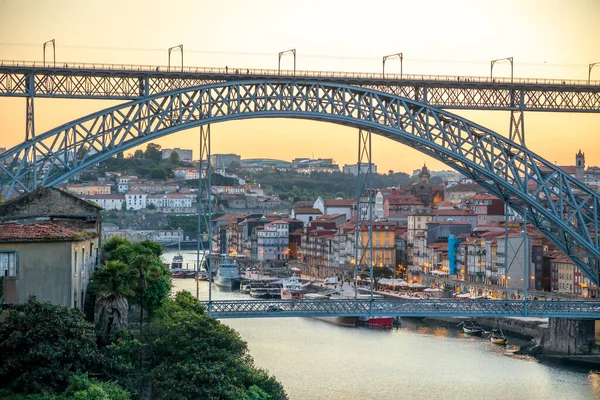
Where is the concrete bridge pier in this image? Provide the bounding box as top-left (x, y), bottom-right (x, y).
top-left (541, 318), bottom-right (596, 355)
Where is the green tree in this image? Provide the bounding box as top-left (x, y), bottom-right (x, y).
top-left (65, 374), bottom-right (130, 400)
top-left (92, 261), bottom-right (137, 345)
top-left (147, 292), bottom-right (286, 400)
top-left (169, 151), bottom-right (180, 164)
top-left (147, 202), bottom-right (157, 210)
top-left (129, 254), bottom-right (159, 333)
top-left (150, 168), bottom-right (167, 180)
top-left (133, 149), bottom-right (145, 159)
top-left (102, 236), bottom-right (132, 255)
top-left (144, 143), bottom-right (162, 162)
top-left (0, 298), bottom-right (101, 394)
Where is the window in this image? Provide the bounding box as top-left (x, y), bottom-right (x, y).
top-left (0, 251), bottom-right (17, 277)
top-left (74, 248), bottom-right (78, 277)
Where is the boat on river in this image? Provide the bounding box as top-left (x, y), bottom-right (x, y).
top-left (171, 254), bottom-right (183, 269)
top-left (280, 274), bottom-right (308, 300)
top-left (459, 320), bottom-right (484, 336)
top-left (489, 329), bottom-right (508, 345)
top-left (214, 256), bottom-right (241, 289)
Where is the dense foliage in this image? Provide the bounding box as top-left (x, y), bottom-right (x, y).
top-left (99, 143), bottom-right (179, 180)
top-left (239, 169), bottom-right (413, 201)
top-left (105, 291), bottom-right (286, 400)
top-left (0, 374), bottom-right (130, 400)
top-left (93, 261), bottom-right (137, 344)
top-left (101, 237), bottom-right (171, 318)
top-left (0, 298), bottom-right (101, 394)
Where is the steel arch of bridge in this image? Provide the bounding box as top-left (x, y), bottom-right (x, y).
top-left (1, 80), bottom-right (599, 282)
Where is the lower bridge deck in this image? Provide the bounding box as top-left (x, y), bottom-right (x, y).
top-left (200, 299), bottom-right (600, 319)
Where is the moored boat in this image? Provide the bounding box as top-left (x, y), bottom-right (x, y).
top-left (359, 316), bottom-right (394, 328)
top-left (214, 256), bottom-right (241, 289)
top-left (280, 274), bottom-right (307, 300)
top-left (489, 329), bottom-right (508, 345)
top-left (171, 254), bottom-right (183, 269)
top-left (250, 288), bottom-right (269, 299)
top-left (460, 320), bottom-right (484, 336)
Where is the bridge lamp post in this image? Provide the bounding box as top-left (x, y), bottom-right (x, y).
top-left (589, 62), bottom-right (600, 84)
top-left (168, 44), bottom-right (184, 72)
top-left (382, 53), bottom-right (403, 79)
top-left (490, 57), bottom-right (513, 83)
top-left (278, 49), bottom-right (296, 76)
top-left (42, 39), bottom-right (56, 67)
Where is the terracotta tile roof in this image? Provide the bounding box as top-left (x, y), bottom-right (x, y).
top-left (0, 221), bottom-right (93, 243)
top-left (294, 208), bottom-right (322, 215)
top-left (325, 199), bottom-right (355, 206)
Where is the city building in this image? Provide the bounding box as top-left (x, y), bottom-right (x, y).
top-left (162, 148), bottom-right (193, 162)
top-left (67, 182), bottom-right (112, 196)
top-left (342, 163), bottom-right (377, 175)
top-left (147, 193), bottom-right (193, 210)
top-left (0, 187), bottom-right (102, 310)
top-left (357, 222), bottom-right (396, 269)
top-left (241, 158), bottom-right (291, 169)
top-left (463, 194), bottom-right (506, 225)
top-left (83, 194), bottom-right (125, 210)
top-left (254, 220), bottom-right (290, 262)
top-left (173, 167), bottom-right (201, 180)
top-left (211, 153), bottom-right (241, 169)
top-left (125, 190), bottom-right (148, 210)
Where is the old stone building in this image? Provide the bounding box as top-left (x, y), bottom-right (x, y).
top-left (0, 187), bottom-right (102, 309)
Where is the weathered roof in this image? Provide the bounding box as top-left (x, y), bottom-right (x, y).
top-left (0, 221), bottom-right (96, 243)
top-left (0, 187), bottom-right (101, 221)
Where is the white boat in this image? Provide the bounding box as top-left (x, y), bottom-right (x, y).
top-left (280, 274), bottom-right (307, 300)
top-left (459, 320), bottom-right (484, 336)
top-left (214, 256), bottom-right (241, 289)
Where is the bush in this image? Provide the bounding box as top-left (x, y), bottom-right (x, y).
top-left (0, 298), bottom-right (102, 394)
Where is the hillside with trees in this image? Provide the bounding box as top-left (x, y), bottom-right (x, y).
top-left (239, 169), bottom-right (414, 201)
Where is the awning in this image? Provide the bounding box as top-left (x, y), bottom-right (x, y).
top-left (431, 270), bottom-right (449, 276)
top-left (290, 267), bottom-right (301, 272)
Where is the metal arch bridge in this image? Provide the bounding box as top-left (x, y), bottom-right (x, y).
top-left (1, 60), bottom-right (600, 111)
top-left (202, 299), bottom-right (600, 319)
top-left (1, 80), bottom-right (600, 283)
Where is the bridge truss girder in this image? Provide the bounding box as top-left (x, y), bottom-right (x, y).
top-left (0, 80), bottom-right (599, 283)
top-left (2, 67), bottom-right (600, 111)
top-left (202, 299), bottom-right (600, 319)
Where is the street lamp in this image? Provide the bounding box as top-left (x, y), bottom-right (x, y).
top-left (589, 62), bottom-right (600, 84)
top-left (168, 44), bottom-right (184, 72)
top-left (382, 53), bottom-right (403, 79)
top-left (278, 49), bottom-right (296, 75)
top-left (490, 57), bottom-right (513, 83)
top-left (43, 39), bottom-right (56, 67)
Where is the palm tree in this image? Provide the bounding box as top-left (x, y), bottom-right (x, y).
top-left (93, 261), bottom-right (137, 344)
top-left (128, 253), bottom-right (160, 334)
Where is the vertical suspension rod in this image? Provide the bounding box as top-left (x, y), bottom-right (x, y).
top-left (198, 124), bottom-right (212, 312)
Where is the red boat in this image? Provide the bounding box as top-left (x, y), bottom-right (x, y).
top-left (359, 316), bottom-right (394, 328)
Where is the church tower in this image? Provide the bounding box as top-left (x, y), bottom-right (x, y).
top-left (418, 163), bottom-right (431, 184)
top-left (576, 150), bottom-right (585, 181)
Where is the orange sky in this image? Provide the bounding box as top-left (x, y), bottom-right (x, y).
top-left (1, 0), bottom-right (599, 173)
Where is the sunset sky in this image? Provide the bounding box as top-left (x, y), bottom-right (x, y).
top-left (1, 0), bottom-right (599, 173)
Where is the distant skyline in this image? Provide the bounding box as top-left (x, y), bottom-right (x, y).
top-left (1, 0), bottom-right (599, 173)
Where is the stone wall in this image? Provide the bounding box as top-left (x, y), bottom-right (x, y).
top-left (541, 318), bottom-right (595, 355)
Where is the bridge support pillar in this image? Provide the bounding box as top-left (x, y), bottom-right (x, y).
top-left (197, 124), bottom-right (212, 313)
top-left (542, 318), bottom-right (595, 355)
top-left (353, 129), bottom-right (374, 299)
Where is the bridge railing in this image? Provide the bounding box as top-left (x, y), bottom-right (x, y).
top-left (2, 59), bottom-right (600, 87)
top-left (201, 299), bottom-right (600, 318)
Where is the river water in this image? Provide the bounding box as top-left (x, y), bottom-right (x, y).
top-left (166, 251), bottom-right (600, 400)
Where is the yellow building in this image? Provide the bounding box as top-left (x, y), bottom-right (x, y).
top-left (358, 222), bottom-right (396, 268)
top-left (67, 183), bottom-right (111, 196)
